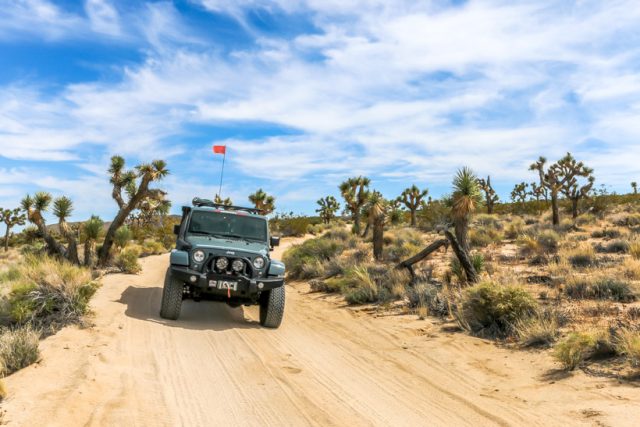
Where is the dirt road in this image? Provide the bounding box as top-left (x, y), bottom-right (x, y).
top-left (3, 238), bottom-right (639, 426)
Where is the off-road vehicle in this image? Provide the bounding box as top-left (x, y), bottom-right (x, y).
top-left (160, 198), bottom-right (285, 328)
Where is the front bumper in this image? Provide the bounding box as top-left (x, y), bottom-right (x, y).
top-left (170, 266), bottom-right (284, 295)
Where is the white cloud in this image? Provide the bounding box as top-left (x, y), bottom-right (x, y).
top-left (85, 0), bottom-right (121, 36)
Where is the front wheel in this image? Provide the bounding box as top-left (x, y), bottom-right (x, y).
top-left (160, 268), bottom-right (183, 320)
top-left (259, 286), bottom-right (285, 328)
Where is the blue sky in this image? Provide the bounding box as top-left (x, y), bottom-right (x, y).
top-left (1, 0), bottom-right (640, 222)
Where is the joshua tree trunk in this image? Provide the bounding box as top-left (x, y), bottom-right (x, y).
top-left (410, 209), bottom-right (417, 227)
top-left (84, 240), bottom-right (96, 268)
top-left (571, 197), bottom-right (579, 219)
top-left (551, 191), bottom-right (560, 226)
top-left (59, 220), bottom-right (80, 265)
top-left (372, 218), bottom-right (384, 261)
top-left (3, 224), bottom-right (9, 252)
top-left (454, 217), bottom-right (470, 253)
top-left (487, 203), bottom-right (493, 215)
top-left (352, 210), bottom-right (361, 235)
top-left (99, 209), bottom-right (129, 266)
top-left (444, 230), bottom-right (478, 284)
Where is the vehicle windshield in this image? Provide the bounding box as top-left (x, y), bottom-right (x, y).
top-left (187, 210), bottom-right (267, 242)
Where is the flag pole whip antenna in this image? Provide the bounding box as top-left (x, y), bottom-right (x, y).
top-left (218, 150), bottom-right (226, 198)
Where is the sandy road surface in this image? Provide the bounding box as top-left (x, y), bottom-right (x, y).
top-left (3, 237), bottom-right (640, 426)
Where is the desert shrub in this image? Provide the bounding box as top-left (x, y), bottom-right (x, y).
top-left (5, 256), bottom-right (98, 328)
top-left (553, 332), bottom-right (595, 370)
top-left (418, 200), bottom-right (450, 230)
top-left (504, 218), bottom-right (525, 239)
top-left (474, 214), bottom-right (503, 230)
top-left (596, 239), bottom-right (630, 254)
top-left (342, 266), bottom-right (378, 304)
top-left (615, 328), bottom-right (640, 368)
top-left (0, 326), bottom-right (40, 376)
top-left (515, 311), bottom-right (559, 347)
top-left (469, 228), bottom-right (502, 248)
top-left (563, 244), bottom-right (596, 268)
top-left (115, 247), bottom-right (142, 274)
top-left (114, 226), bottom-right (133, 249)
top-left (558, 218), bottom-right (576, 233)
top-left (517, 230), bottom-right (560, 257)
top-left (376, 269), bottom-right (411, 299)
top-left (283, 236), bottom-right (345, 279)
top-left (140, 240), bottom-right (167, 256)
top-left (537, 230), bottom-right (561, 253)
top-left (457, 282), bottom-right (538, 337)
top-left (269, 214), bottom-right (315, 237)
top-left (565, 276), bottom-right (636, 302)
top-left (300, 260), bottom-right (326, 279)
top-left (614, 213), bottom-right (640, 227)
top-left (309, 278), bottom-right (343, 293)
top-left (591, 228), bottom-right (621, 239)
top-left (575, 213), bottom-right (597, 226)
top-left (407, 283), bottom-right (451, 317)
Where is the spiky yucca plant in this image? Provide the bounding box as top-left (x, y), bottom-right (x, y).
top-left (450, 167), bottom-right (482, 253)
top-left (366, 191), bottom-right (387, 261)
top-left (53, 196), bottom-right (79, 264)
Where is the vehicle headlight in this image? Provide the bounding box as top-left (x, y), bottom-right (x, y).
top-left (215, 257), bottom-right (229, 270)
top-left (193, 250), bottom-right (206, 263)
top-left (231, 259), bottom-right (244, 272)
top-left (252, 257), bottom-right (265, 269)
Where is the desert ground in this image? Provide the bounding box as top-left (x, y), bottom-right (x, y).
top-left (2, 236), bottom-right (638, 427)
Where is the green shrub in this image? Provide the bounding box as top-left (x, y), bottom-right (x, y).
top-left (564, 244), bottom-right (596, 268)
top-left (115, 247), bottom-right (142, 274)
top-left (140, 240), bottom-right (167, 256)
top-left (469, 228), bottom-right (502, 248)
top-left (565, 276), bottom-right (636, 302)
top-left (283, 236), bottom-right (344, 279)
top-left (0, 326), bottom-right (40, 376)
top-left (451, 253), bottom-right (485, 282)
top-left (114, 226), bottom-right (133, 249)
top-left (591, 228), bottom-right (621, 239)
top-left (342, 266), bottom-right (378, 305)
top-left (5, 256), bottom-right (98, 328)
top-left (458, 282), bottom-right (538, 337)
top-left (553, 332), bottom-right (595, 370)
top-left (504, 218), bottom-right (525, 239)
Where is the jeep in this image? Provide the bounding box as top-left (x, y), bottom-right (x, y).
top-left (160, 197), bottom-right (286, 328)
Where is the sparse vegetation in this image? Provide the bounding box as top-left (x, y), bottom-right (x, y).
top-left (0, 326), bottom-right (40, 376)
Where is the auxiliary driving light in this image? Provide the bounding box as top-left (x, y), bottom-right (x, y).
top-left (231, 259), bottom-right (244, 272)
top-left (215, 257), bottom-right (229, 270)
top-left (192, 250), bottom-right (205, 263)
top-left (190, 275), bottom-right (197, 283)
top-left (252, 256), bottom-right (265, 269)
top-left (258, 282), bottom-right (264, 289)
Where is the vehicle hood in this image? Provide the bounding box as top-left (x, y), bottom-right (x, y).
top-left (186, 235), bottom-right (269, 257)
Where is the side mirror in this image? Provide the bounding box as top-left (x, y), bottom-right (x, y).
top-left (173, 224), bottom-right (181, 235)
top-left (270, 236), bottom-right (280, 248)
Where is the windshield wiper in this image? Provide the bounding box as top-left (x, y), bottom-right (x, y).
top-left (189, 231), bottom-right (212, 236)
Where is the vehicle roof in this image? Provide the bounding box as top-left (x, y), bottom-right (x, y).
top-left (189, 205), bottom-right (267, 219)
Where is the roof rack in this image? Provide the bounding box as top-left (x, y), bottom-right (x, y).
top-left (192, 197), bottom-right (262, 215)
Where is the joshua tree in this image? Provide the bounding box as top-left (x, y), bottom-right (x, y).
top-left (449, 167), bottom-right (482, 253)
top-left (248, 189), bottom-right (275, 214)
top-left (477, 176), bottom-right (499, 214)
top-left (563, 175), bottom-right (595, 218)
top-left (98, 156), bottom-right (169, 266)
top-left (366, 191), bottom-right (387, 261)
top-left (387, 198), bottom-right (403, 225)
top-left (530, 181), bottom-right (548, 202)
top-left (632, 182), bottom-right (638, 195)
top-left (53, 196), bottom-right (80, 265)
top-left (1, 207), bottom-right (25, 251)
top-left (21, 192), bottom-right (68, 258)
top-left (397, 185), bottom-right (428, 226)
top-left (530, 153), bottom-right (593, 226)
top-left (339, 176), bottom-right (370, 234)
top-left (82, 215), bottom-right (103, 268)
top-left (214, 194), bottom-right (233, 206)
top-left (510, 182), bottom-right (529, 211)
top-left (316, 196), bottom-right (340, 224)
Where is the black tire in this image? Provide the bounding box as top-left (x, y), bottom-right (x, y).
top-left (259, 285), bottom-right (285, 328)
top-left (160, 268), bottom-right (183, 320)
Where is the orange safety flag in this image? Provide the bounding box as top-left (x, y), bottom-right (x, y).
top-left (213, 145), bottom-right (226, 154)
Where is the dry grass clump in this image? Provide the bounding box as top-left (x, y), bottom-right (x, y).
top-left (515, 310), bottom-right (560, 347)
top-left (591, 228), bottom-right (622, 239)
top-left (629, 239), bottom-right (640, 260)
top-left (384, 228), bottom-right (423, 262)
top-left (283, 235), bottom-right (347, 279)
top-left (613, 213), bottom-right (640, 227)
top-left (5, 256), bottom-right (98, 328)
top-left (575, 213), bottom-right (597, 226)
top-left (450, 253), bottom-right (484, 283)
top-left (564, 275), bottom-right (636, 302)
top-left (562, 243), bottom-right (596, 268)
top-left (615, 328), bottom-right (640, 368)
top-left (619, 258), bottom-right (640, 280)
top-left (517, 230), bottom-right (560, 258)
top-left (469, 228), bottom-right (503, 248)
top-left (504, 218), bottom-right (525, 240)
top-left (0, 326), bottom-right (40, 376)
top-left (457, 282), bottom-right (538, 337)
top-left (553, 329), bottom-right (616, 371)
top-left (407, 282), bottom-right (452, 318)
